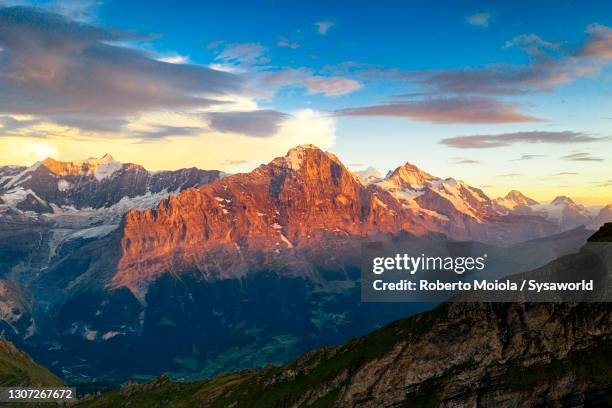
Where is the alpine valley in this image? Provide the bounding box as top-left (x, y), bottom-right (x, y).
top-left (0, 145), bottom-right (610, 388)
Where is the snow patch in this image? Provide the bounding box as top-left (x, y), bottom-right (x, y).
top-left (0, 188), bottom-right (46, 207)
top-left (84, 328), bottom-right (97, 341)
top-left (3, 162), bottom-right (41, 189)
top-left (68, 225), bottom-right (118, 240)
top-left (57, 179), bottom-right (71, 191)
top-left (278, 233), bottom-right (293, 249)
top-left (102, 331), bottom-right (120, 340)
top-left (93, 160), bottom-right (122, 181)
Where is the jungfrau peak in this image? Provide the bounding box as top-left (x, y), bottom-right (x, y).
top-left (551, 195), bottom-right (575, 206)
top-left (382, 161), bottom-right (439, 190)
top-left (494, 190), bottom-right (539, 211)
top-left (505, 190), bottom-right (539, 206)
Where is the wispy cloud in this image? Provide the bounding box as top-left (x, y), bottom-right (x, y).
top-left (214, 42), bottom-right (270, 67)
top-left (503, 34), bottom-right (560, 56)
top-left (39, 0), bottom-right (102, 22)
top-left (0, 115), bottom-right (41, 134)
top-left (560, 152), bottom-right (604, 162)
top-left (132, 125), bottom-right (203, 140)
top-left (335, 97), bottom-right (539, 124)
top-left (158, 54), bottom-right (190, 64)
top-left (222, 159), bottom-right (249, 166)
top-left (440, 131), bottom-right (603, 149)
top-left (277, 36), bottom-right (300, 49)
top-left (577, 23), bottom-right (612, 59)
top-left (349, 23), bottom-right (612, 97)
top-left (466, 12), bottom-right (491, 28)
top-left (206, 110), bottom-right (291, 138)
top-left (264, 68), bottom-right (362, 97)
top-left (550, 172), bottom-right (578, 176)
top-left (452, 157), bottom-right (481, 164)
top-left (314, 20), bottom-right (334, 35)
top-left (497, 173), bottom-right (521, 178)
top-left (420, 24), bottom-right (612, 95)
top-left (511, 154), bottom-right (546, 161)
top-left (596, 179), bottom-right (612, 187)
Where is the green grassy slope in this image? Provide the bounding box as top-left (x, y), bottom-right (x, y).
top-left (0, 339), bottom-right (63, 387)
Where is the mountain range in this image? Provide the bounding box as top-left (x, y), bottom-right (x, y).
top-left (0, 224), bottom-right (609, 406)
top-left (0, 145), bottom-right (610, 386)
top-left (72, 224), bottom-right (612, 406)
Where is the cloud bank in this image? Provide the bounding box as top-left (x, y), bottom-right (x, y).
top-left (335, 97), bottom-right (539, 124)
top-left (207, 110), bottom-right (291, 138)
top-left (440, 131), bottom-right (603, 148)
top-left (0, 6), bottom-right (242, 128)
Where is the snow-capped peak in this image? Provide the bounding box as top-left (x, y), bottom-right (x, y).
top-left (93, 158), bottom-right (122, 181)
top-left (551, 195), bottom-right (575, 206)
top-left (40, 154), bottom-right (122, 180)
top-left (505, 190), bottom-right (538, 205)
top-left (94, 153), bottom-right (115, 164)
top-left (2, 161), bottom-right (41, 189)
top-left (384, 162), bottom-right (439, 190)
top-left (494, 190), bottom-right (539, 210)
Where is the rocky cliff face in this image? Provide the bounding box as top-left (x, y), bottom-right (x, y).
top-left (114, 145), bottom-right (438, 294)
top-left (114, 145), bottom-right (560, 295)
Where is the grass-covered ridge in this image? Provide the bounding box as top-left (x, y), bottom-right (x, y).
top-left (0, 339), bottom-right (63, 387)
top-left (74, 303), bottom-right (448, 407)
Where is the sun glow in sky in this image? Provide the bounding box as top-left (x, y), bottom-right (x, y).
top-left (0, 0), bottom-right (611, 204)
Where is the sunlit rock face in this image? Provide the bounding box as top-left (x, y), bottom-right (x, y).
top-left (114, 145), bottom-right (561, 296)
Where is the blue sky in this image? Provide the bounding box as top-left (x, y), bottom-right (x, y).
top-left (0, 0), bottom-right (611, 204)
